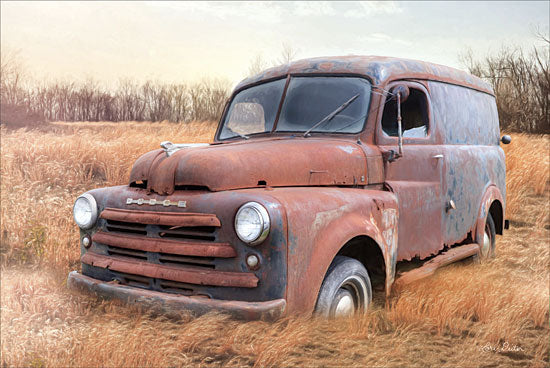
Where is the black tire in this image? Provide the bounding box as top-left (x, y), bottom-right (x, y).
top-left (474, 213), bottom-right (496, 262)
top-left (314, 256), bottom-right (372, 318)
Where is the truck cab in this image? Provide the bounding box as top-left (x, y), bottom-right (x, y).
top-left (68, 56), bottom-right (508, 319)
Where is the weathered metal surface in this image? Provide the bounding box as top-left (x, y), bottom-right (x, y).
top-left (81, 252), bottom-right (258, 288)
top-left (68, 271), bottom-right (285, 321)
top-left (373, 79), bottom-right (506, 261)
top-left (93, 231), bottom-right (236, 258)
top-left (236, 56), bottom-right (493, 96)
top-left (393, 243), bottom-right (480, 288)
top-left (100, 208), bottom-right (221, 227)
top-left (429, 81), bottom-right (500, 145)
top-left (129, 148), bottom-right (164, 184)
top-left (261, 187), bottom-right (399, 313)
top-left (383, 163), bottom-right (443, 261)
top-left (129, 138), bottom-right (368, 195)
top-left (375, 81), bottom-right (443, 260)
top-left (428, 81), bottom-right (506, 245)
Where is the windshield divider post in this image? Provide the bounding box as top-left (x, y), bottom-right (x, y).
top-left (271, 75), bottom-right (292, 132)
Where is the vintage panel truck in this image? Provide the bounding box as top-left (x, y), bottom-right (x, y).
top-left (68, 56), bottom-right (510, 319)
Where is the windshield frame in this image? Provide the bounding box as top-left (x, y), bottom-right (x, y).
top-left (215, 73), bottom-right (373, 142)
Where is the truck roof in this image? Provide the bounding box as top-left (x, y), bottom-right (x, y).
top-left (235, 55), bottom-right (494, 96)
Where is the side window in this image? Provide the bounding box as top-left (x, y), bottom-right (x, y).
top-left (382, 88), bottom-right (429, 138)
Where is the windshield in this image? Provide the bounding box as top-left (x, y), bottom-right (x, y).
top-left (218, 79), bottom-right (286, 140)
top-left (218, 76), bottom-right (371, 140)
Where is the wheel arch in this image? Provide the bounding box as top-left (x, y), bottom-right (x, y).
top-left (335, 235), bottom-right (387, 293)
top-left (489, 199), bottom-right (504, 235)
top-left (475, 185), bottom-right (505, 244)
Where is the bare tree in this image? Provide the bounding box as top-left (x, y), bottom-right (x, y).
top-left (189, 78), bottom-right (230, 122)
top-left (276, 42), bottom-right (297, 65)
top-left (1, 48), bottom-right (24, 106)
top-left (460, 36), bottom-right (549, 133)
top-left (247, 54), bottom-right (268, 77)
top-left (1, 47), bottom-right (45, 127)
top-left (247, 43), bottom-right (298, 78)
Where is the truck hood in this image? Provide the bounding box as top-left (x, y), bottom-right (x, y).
top-left (129, 138), bottom-right (368, 195)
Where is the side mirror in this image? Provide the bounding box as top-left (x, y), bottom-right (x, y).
top-left (392, 85), bottom-right (410, 103)
top-left (501, 135), bottom-right (512, 144)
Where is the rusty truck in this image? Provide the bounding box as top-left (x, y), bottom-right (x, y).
top-left (68, 56), bottom-right (511, 319)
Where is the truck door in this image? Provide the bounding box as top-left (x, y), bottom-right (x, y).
top-left (376, 81), bottom-right (445, 261)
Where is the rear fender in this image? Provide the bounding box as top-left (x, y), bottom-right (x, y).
top-left (474, 185), bottom-right (504, 244)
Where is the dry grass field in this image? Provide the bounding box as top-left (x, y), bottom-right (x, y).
top-left (1, 122), bottom-right (548, 367)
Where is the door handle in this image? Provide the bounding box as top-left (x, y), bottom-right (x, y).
top-left (433, 154), bottom-right (444, 159)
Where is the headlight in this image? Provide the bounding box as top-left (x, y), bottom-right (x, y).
top-left (235, 202), bottom-right (270, 245)
top-left (73, 193), bottom-right (98, 229)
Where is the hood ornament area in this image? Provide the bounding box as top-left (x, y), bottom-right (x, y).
top-left (160, 141), bottom-right (209, 157)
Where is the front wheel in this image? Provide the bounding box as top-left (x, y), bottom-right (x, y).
top-left (314, 256), bottom-right (372, 318)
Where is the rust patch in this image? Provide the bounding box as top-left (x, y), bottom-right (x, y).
top-left (393, 243), bottom-right (480, 289)
top-left (129, 138), bottom-right (368, 195)
top-left (81, 252), bottom-right (258, 288)
top-left (236, 56), bottom-right (493, 96)
top-left (93, 231), bottom-right (236, 258)
top-left (100, 208), bottom-right (221, 227)
top-left (68, 271), bottom-right (285, 320)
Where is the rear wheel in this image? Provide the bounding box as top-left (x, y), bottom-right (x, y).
top-left (315, 256), bottom-right (372, 318)
top-left (475, 213), bottom-right (496, 262)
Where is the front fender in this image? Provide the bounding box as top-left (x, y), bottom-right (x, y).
top-left (266, 188), bottom-right (399, 314)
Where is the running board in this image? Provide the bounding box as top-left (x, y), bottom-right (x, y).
top-left (393, 243), bottom-right (480, 288)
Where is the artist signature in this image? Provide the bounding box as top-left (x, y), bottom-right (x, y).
top-left (479, 342), bottom-right (524, 353)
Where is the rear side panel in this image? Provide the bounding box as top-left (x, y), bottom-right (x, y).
top-left (428, 81), bottom-right (506, 245)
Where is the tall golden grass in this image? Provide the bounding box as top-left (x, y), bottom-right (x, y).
top-left (1, 122), bottom-right (548, 367)
top-left (502, 133), bottom-right (550, 226)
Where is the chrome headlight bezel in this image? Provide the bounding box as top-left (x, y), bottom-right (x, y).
top-left (73, 193), bottom-right (98, 230)
top-left (234, 202), bottom-right (270, 246)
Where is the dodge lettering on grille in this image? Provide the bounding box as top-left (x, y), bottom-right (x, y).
top-left (126, 198), bottom-right (186, 207)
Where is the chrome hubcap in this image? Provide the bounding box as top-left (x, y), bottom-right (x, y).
top-left (481, 228), bottom-right (491, 256)
top-left (331, 275), bottom-right (369, 318)
top-left (334, 293), bottom-right (355, 317)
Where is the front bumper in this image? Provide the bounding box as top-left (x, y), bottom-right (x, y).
top-left (67, 271), bottom-right (286, 320)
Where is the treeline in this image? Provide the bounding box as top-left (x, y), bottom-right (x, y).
top-left (2, 38), bottom-right (548, 133)
top-left (460, 34), bottom-right (549, 134)
top-left (0, 50), bottom-right (231, 127)
top-left (0, 43), bottom-right (300, 128)
top-left (1, 76), bottom-right (230, 126)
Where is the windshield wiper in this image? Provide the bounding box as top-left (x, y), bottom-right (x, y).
top-left (226, 126), bottom-right (249, 140)
top-left (303, 93), bottom-right (360, 137)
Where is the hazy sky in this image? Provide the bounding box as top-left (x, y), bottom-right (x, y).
top-left (1, 1), bottom-right (548, 88)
